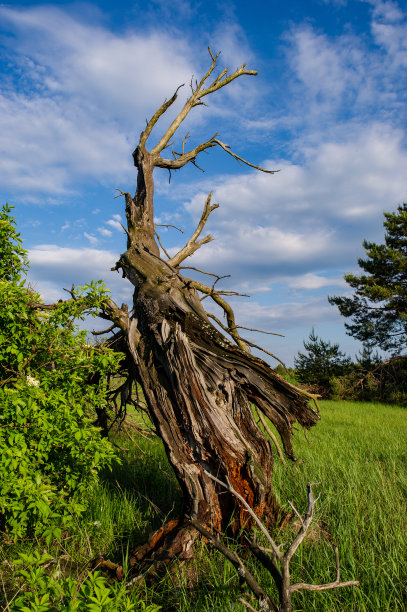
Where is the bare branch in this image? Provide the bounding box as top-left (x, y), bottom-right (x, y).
top-left (182, 133), bottom-right (190, 154)
top-left (242, 339), bottom-right (287, 369)
top-left (285, 484), bottom-right (320, 563)
top-left (154, 229), bottom-right (171, 259)
top-left (290, 578), bottom-right (360, 592)
top-left (140, 84), bottom-right (184, 147)
top-left (199, 480), bottom-right (359, 610)
top-left (155, 224), bottom-right (184, 233)
top-left (189, 518), bottom-right (277, 612)
top-left (102, 299), bottom-right (130, 333)
top-left (238, 598), bottom-right (259, 612)
top-left (179, 266), bottom-right (223, 278)
top-left (92, 323), bottom-right (118, 336)
top-left (207, 46), bottom-right (216, 62)
top-left (206, 312), bottom-right (247, 349)
top-left (114, 188), bottom-right (131, 200)
top-left (234, 326), bottom-right (285, 337)
top-left (155, 135), bottom-right (217, 170)
top-left (191, 282), bottom-right (248, 352)
top-left (243, 538), bottom-right (283, 592)
top-left (62, 284), bottom-right (78, 300)
top-left (155, 136), bottom-right (277, 176)
top-left (205, 313), bottom-right (285, 363)
top-left (120, 222), bottom-right (131, 239)
top-left (213, 139), bottom-right (278, 174)
top-left (290, 544), bottom-right (359, 592)
top-left (199, 272), bottom-right (249, 299)
top-left (168, 193), bottom-right (218, 267)
top-left (150, 52), bottom-right (258, 156)
top-left (29, 301), bottom-right (64, 311)
top-left (198, 64), bottom-right (258, 101)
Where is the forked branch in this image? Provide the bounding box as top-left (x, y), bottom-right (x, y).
top-left (191, 477), bottom-right (359, 611)
top-left (150, 49), bottom-right (257, 156)
top-left (168, 193), bottom-right (219, 267)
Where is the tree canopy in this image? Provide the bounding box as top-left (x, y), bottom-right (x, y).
top-left (329, 203), bottom-right (407, 353)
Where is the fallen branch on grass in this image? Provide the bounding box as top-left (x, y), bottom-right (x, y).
top-left (189, 478), bottom-right (359, 612)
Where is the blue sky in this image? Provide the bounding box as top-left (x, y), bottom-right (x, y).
top-left (1, 0), bottom-right (407, 364)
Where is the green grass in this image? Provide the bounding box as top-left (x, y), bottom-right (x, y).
top-left (271, 400), bottom-right (407, 611)
top-left (1, 400), bottom-right (406, 610)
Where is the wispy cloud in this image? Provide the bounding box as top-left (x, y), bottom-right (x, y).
top-left (107, 219), bottom-right (123, 232)
top-left (0, 6), bottom-right (195, 198)
top-left (97, 227), bottom-right (112, 237)
top-left (83, 232), bottom-right (98, 245)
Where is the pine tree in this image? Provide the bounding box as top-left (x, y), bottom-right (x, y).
top-left (294, 329), bottom-right (351, 392)
top-left (329, 203), bottom-right (407, 353)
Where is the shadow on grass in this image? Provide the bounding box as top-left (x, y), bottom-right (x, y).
top-left (91, 431), bottom-right (183, 559)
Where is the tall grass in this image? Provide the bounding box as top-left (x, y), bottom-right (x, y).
top-left (271, 400), bottom-right (407, 611)
top-left (1, 400), bottom-right (406, 610)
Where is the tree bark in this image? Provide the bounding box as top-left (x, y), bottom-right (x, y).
top-left (108, 209), bottom-right (319, 565)
top-left (102, 51), bottom-right (320, 566)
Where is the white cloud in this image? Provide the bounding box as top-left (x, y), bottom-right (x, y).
top-left (84, 232), bottom-right (98, 245)
top-left (371, 0), bottom-right (404, 24)
top-left (107, 219), bottom-right (124, 232)
top-left (186, 125), bottom-right (407, 226)
top-left (287, 273), bottom-right (346, 290)
top-left (28, 245), bottom-right (132, 304)
top-left (370, 1), bottom-right (407, 69)
top-left (180, 123), bottom-right (407, 292)
top-left (0, 6), bottom-right (195, 198)
top-left (283, 6), bottom-right (407, 133)
top-left (231, 297), bottom-right (337, 332)
top-left (97, 227), bottom-right (113, 237)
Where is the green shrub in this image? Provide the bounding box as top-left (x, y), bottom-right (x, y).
top-left (0, 204), bottom-right (121, 540)
top-left (331, 358), bottom-right (407, 403)
top-left (9, 551), bottom-right (161, 611)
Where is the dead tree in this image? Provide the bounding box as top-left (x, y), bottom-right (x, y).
top-left (98, 49), bottom-right (320, 566)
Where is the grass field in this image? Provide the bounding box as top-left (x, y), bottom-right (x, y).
top-left (1, 400), bottom-right (406, 611)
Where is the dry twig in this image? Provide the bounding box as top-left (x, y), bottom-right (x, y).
top-left (193, 476), bottom-right (359, 611)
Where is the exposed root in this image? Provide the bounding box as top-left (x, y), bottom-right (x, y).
top-left (96, 519), bottom-right (200, 584)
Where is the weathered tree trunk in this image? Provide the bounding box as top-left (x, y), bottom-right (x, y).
top-left (102, 51), bottom-right (320, 567)
top-left (108, 210), bottom-right (318, 566)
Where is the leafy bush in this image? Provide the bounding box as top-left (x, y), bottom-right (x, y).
top-left (9, 551), bottom-right (161, 611)
top-left (0, 204), bottom-right (121, 540)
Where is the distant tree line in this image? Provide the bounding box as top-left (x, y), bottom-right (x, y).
top-left (276, 330), bottom-right (407, 403)
top-left (279, 203), bottom-right (407, 403)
